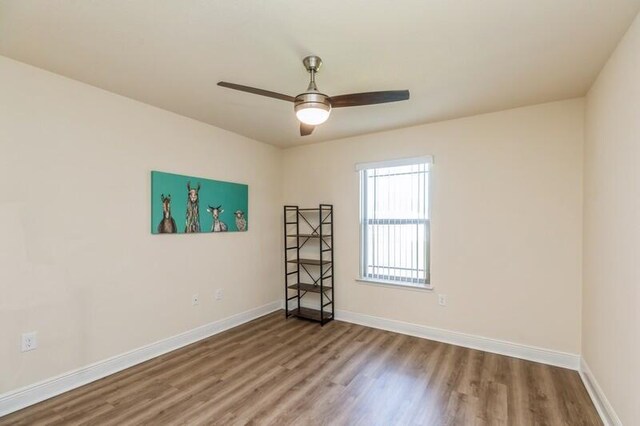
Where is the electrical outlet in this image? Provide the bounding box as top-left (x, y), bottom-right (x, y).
top-left (21, 332), bottom-right (38, 352)
top-left (438, 294), bottom-right (447, 307)
top-left (215, 289), bottom-right (223, 301)
top-left (192, 294), bottom-right (199, 306)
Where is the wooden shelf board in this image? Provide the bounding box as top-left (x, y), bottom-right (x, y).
top-left (286, 234), bottom-right (333, 238)
top-left (287, 258), bottom-right (332, 266)
top-left (290, 307), bottom-right (333, 322)
top-left (298, 209), bottom-right (333, 215)
top-left (288, 283), bottom-right (333, 293)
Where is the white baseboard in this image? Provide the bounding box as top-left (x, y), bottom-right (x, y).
top-left (3, 302), bottom-right (605, 422)
top-left (579, 358), bottom-right (621, 426)
top-left (0, 300), bottom-right (281, 418)
top-left (334, 309), bottom-right (581, 370)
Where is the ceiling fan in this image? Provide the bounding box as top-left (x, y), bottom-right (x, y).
top-left (217, 56), bottom-right (410, 136)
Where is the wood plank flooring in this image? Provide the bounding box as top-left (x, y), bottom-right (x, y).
top-left (0, 311), bottom-right (601, 425)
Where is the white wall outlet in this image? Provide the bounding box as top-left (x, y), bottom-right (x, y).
top-left (21, 332), bottom-right (38, 352)
top-left (438, 294), bottom-right (447, 307)
top-left (215, 289), bottom-right (223, 301)
top-left (192, 294), bottom-right (199, 306)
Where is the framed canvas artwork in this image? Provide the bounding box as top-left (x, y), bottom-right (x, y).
top-left (151, 171), bottom-right (248, 234)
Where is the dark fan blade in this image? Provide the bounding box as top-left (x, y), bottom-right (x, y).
top-left (329, 90), bottom-right (409, 108)
top-left (300, 123), bottom-right (315, 136)
top-left (217, 82), bottom-right (295, 102)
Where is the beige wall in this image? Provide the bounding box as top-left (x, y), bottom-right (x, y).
top-left (583, 12), bottom-right (640, 425)
top-left (4, 40), bottom-right (627, 411)
top-left (283, 99), bottom-right (585, 354)
top-left (0, 56), bottom-right (282, 394)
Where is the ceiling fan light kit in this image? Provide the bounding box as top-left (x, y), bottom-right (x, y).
top-left (294, 94), bottom-right (331, 125)
top-left (218, 55), bottom-right (409, 136)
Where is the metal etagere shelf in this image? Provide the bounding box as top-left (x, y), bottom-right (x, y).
top-left (283, 204), bottom-right (334, 325)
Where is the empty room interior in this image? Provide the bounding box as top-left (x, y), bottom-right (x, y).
top-left (0, 1), bottom-right (639, 425)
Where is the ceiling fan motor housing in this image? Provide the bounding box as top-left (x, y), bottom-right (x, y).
top-left (294, 92), bottom-right (331, 112)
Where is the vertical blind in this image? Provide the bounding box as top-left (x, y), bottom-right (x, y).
top-left (358, 157), bottom-right (431, 285)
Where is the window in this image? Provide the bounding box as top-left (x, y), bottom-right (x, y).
top-left (358, 156), bottom-right (431, 287)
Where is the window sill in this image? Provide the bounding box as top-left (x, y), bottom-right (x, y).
top-left (355, 278), bottom-right (434, 292)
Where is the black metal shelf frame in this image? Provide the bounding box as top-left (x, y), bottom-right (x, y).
top-left (283, 204), bottom-right (334, 326)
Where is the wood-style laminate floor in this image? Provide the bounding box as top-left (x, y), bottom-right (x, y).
top-left (1, 311), bottom-right (601, 426)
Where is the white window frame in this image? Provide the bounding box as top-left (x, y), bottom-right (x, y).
top-left (356, 156), bottom-right (433, 290)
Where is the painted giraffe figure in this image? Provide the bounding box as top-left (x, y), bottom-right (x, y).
top-left (185, 181), bottom-right (201, 233)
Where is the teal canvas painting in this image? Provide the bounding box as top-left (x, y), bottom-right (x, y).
top-left (151, 171), bottom-right (248, 234)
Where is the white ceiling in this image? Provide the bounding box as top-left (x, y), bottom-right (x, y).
top-left (1, 1), bottom-right (639, 147)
